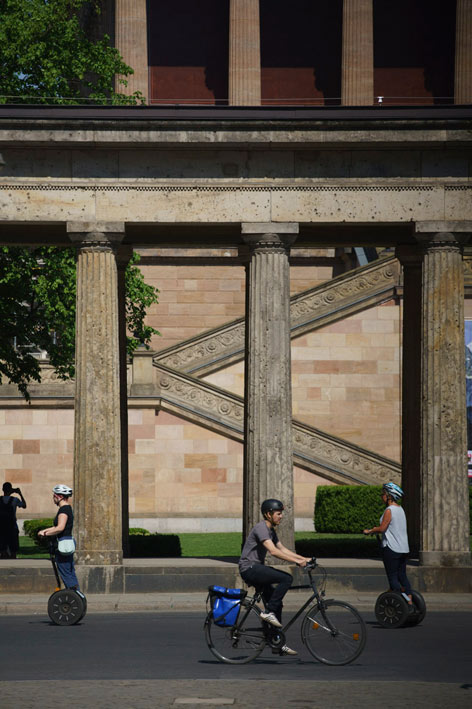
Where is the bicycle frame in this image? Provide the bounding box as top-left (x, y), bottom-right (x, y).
top-left (238, 564), bottom-right (326, 637)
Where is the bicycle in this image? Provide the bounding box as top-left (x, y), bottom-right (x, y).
top-left (204, 558), bottom-right (367, 665)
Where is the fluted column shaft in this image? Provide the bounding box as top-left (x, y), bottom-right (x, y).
top-left (419, 232), bottom-right (470, 566)
top-left (69, 224), bottom-right (124, 568)
top-left (243, 224), bottom-right (298, 550)
top-left (342, 0), bottom-right (374, 105)
top-left (229, 0), bottom-right (261, 106)
top-left (455, 0), bottom-right (472, 104)
top-left (115, 0), bottom-right (148, 99)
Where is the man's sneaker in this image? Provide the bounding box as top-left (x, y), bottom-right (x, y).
top-left (260, 611), bottom-right (282, 628)
top-left (278, 645), bottom-right (298, 656)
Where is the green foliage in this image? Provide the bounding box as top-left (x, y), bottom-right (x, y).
top-left (129, 533), bottom-right (182, 558)
top-left (125, 252), bottom-right (161, 355)
top-left (315, 485), bottom-right (385, 534)
top-left (0, 247), bottom-right (159, 398)
top-left (129, 527), bottom-right (151, 536)
top-left (0, 0), bottom-right (144, 104)
top-left (23, 518), bottom-right (54, 545)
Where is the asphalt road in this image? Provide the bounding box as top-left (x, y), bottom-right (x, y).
top-left (0, 611), bottom-right (471, 708)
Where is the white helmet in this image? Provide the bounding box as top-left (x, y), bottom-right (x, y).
top-left (53, 484), bottom-right (73, 496)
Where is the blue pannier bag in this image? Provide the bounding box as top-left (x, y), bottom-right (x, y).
top-left (208, 585), bottom-right (247, 627)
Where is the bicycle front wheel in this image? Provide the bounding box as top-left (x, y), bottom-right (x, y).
top-left (205, 606), bottom-right (266, 664)
top-left (301, 600), bottom-right (366, 665)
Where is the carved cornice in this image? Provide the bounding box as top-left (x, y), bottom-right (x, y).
top-left (293, 423), bottom-right (401, 485)
top-left (156, 365), bottom-right (244, 432)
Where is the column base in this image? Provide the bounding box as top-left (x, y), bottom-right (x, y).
top-left (76, 565), bottom-right (125, 594)
top-left (419, 550), bottom-right (471, 567)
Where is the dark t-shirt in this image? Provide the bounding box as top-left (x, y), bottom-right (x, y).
top-left (54, 504), bottom-right (74, 537)
top-left (239, 521), bottom-right (279, 573)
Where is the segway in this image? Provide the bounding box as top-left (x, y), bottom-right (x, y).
top-left (47, 542), bottom-right (87, 625)
top-left (375, 589), bottom-right (426, 628)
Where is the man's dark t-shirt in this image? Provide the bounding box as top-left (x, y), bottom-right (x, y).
top-left (239, 521), bottom-right (279, 573)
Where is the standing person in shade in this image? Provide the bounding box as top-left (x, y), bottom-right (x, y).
top-left (0, 482), bottom-right (27, 559)
top-left (363, 482), bottom-right (413, 608)
top-left (38, 484), bottom-right (80, 590)
top-left (239, 498), bottom-right (311, 656)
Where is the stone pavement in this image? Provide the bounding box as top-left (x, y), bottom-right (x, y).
top-left (1, 679), bottom-right (471, 709)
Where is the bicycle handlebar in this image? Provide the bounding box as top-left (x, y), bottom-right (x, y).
top-left (304, 557), bottom-right (318, 570)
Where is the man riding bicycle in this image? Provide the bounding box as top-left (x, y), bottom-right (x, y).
top-left (238, 498), bottom-right (311, 656)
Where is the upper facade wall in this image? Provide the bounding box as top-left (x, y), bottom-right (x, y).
top-left (0, 110), bottom-right (471, 234)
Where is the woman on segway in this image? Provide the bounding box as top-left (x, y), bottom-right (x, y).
top-left (38, 484), bottom-right (80, 591)
top-left (363, 482), bottom-right (413, 609)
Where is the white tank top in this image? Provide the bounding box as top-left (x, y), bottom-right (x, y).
top-left (380, 504), bottom-right (409, 554)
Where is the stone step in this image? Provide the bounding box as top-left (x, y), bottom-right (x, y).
top-left (1, 559), bottom-right (470, 594)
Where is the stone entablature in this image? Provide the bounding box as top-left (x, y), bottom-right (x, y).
top-left (0, 183), bottom-right (471, 227)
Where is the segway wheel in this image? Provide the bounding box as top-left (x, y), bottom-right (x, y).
top-left (76, 590), bottom-right (87, 621)
top-left (375, 591), bottom-right (410, 629)
top-left (406, 590), bottom-right (426, 626)
top-left (48, 589), bottom-right (85, 626)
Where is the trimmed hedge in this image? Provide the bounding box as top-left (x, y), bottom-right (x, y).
top-left (316, 485), bottom-right (472, 534)
top-left (295, 535), bottom-right (381, 558)
top-left (129, 532), bottom-right (181, 558)
top-left (315, 485), bottom-right (385, 533)
top-left (23, 518), bottom-right (54, 546)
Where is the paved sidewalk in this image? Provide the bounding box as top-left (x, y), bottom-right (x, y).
top-left (1, 679), bottom-right (471, 709)
top-left (1, 590), bottom-right (471, 615)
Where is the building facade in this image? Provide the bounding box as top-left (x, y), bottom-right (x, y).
top-left (0, 0), bottom-right (471, 589)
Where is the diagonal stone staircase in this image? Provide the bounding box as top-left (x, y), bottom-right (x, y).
top-left (154, 256), bottom-right (401, 376)
top-left (153, 363), bottom-right (401, 486)
top-left (150, 256), bottom-right (403, 486)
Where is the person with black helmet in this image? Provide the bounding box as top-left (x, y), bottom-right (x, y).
top-left (239, 498), bottom-right (311, 656)
top-left (363, 482), bottom-right (413, 607)
top-left (38, 484), bottom-right (80, 591)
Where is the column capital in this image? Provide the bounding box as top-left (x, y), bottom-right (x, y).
top-left (241, 222), bottom-right (299, 253)
top-left (414, 231), bottom-right (469, 253)
top-left (67, 222), bottom-right (126, 251)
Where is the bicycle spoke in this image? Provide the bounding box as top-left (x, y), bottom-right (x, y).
top-left (301, 600), bottom-right (367, 665)
top-left (205, 606), bottom-right (266, 664)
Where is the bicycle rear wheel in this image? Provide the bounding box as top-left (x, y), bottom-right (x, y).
top-left (301, 600), bottom-right (366, 665)
top-left (205, 606), bottom-right (266, 664)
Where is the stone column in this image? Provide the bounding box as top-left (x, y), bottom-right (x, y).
top-left (242, 223), bottom-right (298, 551)
top-left (229, 0), bottom-right (261, 105)
top-left (341, 0), bottom-right (374, 105)
top-left (117, 246), bottom-right (133, 558)
top-left (455, 0), bottom-right (472, 104)
top-left (68, 222), bottom-right (125, 592)
top-left (395, 246), bottom-right (423, 556)
top-left (416, 223), bottom-right (471, 567)
top-left (115, 0), bottom-right (148, 99)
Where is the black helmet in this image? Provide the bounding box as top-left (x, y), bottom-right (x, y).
top-left (261, 499), bottom-right (284, 516)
